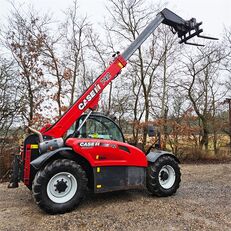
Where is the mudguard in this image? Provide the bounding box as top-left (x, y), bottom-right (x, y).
top-left (146, 150), bottom-right (180, 163)
top-left (30, 147), bottom-right (72, 170)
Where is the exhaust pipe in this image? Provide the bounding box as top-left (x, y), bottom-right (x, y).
top-left (28, 127), bottom-right (64, 153)
top-left (28, 127), bottom-right (44, 143)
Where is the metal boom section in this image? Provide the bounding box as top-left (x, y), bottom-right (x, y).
top-left (122, 13), bottom-right (164, 60)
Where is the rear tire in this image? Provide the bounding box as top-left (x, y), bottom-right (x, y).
top-left (32, 159), bottom-right (87, 214)
top-left (146, 155), bottom-right (181, 196)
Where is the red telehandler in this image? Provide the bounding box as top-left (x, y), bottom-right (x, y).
top-left (8, 8), bottom-right (217, 214)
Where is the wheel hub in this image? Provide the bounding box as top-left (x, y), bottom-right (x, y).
top-left (158, 165), bottom-right (176, 189)
top-left (160, 171), bottom-right (169, 181)
top-left (54, 179), bottom-right (68, 193)
top-left (47, 172), bottom-right (78, 203)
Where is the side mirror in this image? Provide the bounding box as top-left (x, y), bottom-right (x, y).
top-left (147, 125), bottom-right (155, 137)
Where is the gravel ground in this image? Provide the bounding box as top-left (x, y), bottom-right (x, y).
top-left (0, 164), bottom-right (231, 231)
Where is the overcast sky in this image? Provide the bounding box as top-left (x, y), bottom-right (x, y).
top-left (1, 0), bottom-right (231, 38)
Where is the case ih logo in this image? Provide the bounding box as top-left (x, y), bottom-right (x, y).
top-left (78, 84), bottom-right (101, 110)
top-left (79, 142), bottom-right (100, 147)
top-left (79, 142), bottom-right (117, 148)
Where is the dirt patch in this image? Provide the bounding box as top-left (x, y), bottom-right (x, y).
top-left (0, 164), bottom-right (231, 231)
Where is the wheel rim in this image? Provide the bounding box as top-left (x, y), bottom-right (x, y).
top-left (158, 165), bottom-right (176, 189)
top-left (47, 172), bottom-right (77, 203)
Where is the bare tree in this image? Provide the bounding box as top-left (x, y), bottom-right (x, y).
top-left (222, 28), bottom-right (231, 144)
top-left (88, 28), bottom-right (116, 115)
top-left (150, 26), bottom-right (180, 149)
top-left (3, 6), bottom-right (50, 126)
top-left (179, 42), bottom-right (227, 150)
top-left (223, 27), bottom-right (231, 82)
top-left (39, 33), bottom-right (64, 117)
top-left (0, 58), bottom-right (21, 136)
top-left (0, 58), bottom-right (21, 176)
top-left (61, 0), bottom-right (92, 106)
top-left (105, 0), bottom-right (166, 145)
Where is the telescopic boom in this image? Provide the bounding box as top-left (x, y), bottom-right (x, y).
top-left (42, 8), bottom-right (217, 138)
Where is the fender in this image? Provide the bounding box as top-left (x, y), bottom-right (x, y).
top-left (31, 147), bottom-right (72, 170)
top-left (146, 150), bottom-right (180, 163)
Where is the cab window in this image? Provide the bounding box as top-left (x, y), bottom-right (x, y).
top-left (78, 116), bottom-right (124, 142)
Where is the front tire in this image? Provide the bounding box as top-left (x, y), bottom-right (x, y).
top-left (32, 159), bottom-right (87, 214)
top-left (146, 155), bottom-right (181, 197)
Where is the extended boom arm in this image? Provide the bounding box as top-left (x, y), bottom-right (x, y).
top-left (42, 8), bottom-right (217, 138)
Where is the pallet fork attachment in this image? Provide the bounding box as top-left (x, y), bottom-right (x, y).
top-left (161, 8), bottom-right (218, 46)
top-left (123, 8), bottom-right (218, 60)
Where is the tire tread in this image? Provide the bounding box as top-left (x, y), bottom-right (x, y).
top-left (32, 159), bottom-right (87, 214)
top-left (146, 155), bottom-right (181, 197)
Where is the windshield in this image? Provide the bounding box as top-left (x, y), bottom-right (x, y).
top-left (78, 115), bottom-right (124, 142)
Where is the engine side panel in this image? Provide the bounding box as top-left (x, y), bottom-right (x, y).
top-left (65, 138), bottom-right (148, 167)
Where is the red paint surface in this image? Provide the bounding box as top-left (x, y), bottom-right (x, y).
top-left (24, 145), bottom-right (32, 185)
top-left (66, 138), bottom-right (148, 167)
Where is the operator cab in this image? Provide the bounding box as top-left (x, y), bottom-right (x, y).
top-left (66, 112), bottom-right (125, 142)
top-left (66, 112), bottom-right (160, 153)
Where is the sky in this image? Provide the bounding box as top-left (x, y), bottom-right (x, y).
top-left (0, 0), bottom-right (231, 39)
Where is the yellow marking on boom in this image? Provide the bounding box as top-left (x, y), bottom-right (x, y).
top-left (118, 62), bottom-right (123, 68)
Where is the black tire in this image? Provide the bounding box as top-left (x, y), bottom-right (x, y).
top-left (32, 159), bottom-right (88, 214)
top-left (146, 155), bottom-right (181, 197)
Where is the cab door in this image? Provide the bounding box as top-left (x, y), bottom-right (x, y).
top-left (77, 114), bottom-right (125, 143)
